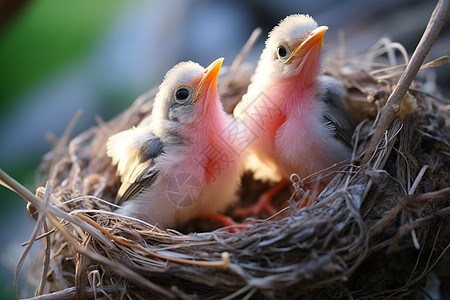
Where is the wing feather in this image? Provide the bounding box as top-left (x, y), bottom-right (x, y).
top-left (319, 76), bottom-right (355, 147)
top-left (107, 126), bottom-right (164, 204)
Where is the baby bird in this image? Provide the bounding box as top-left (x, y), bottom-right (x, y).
top-left (107, 58), bottom-right (244, 229)
top-left (234, 14), bottom-right (354, 215)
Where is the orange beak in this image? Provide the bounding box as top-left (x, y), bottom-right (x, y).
top-left (285, 26), bottom-right (328, 63)
top-left (193, 57), bottom-right (224, 103)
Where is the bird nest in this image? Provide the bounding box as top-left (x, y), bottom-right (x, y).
top-left (5, 23), bottom-right (450, 300)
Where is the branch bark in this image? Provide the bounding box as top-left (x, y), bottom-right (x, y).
top-left (362, 0), bottom-right (450, 164)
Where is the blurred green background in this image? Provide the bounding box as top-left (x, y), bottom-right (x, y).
top-left (0, 1), bottom-right (129, 108)
top-left (0, 1), bottom-right (129, 299)
top-left (0, 0), bottom-right (448, 299)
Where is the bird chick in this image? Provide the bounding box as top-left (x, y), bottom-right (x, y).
top-left (107, 58), bottom-right (244, 229)
top-left (234, 14), bottom-right (354, 215)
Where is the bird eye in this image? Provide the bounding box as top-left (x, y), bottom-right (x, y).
top-left (277, 46), bottom-right (287, 58)
top-left (175, 87), bottom-right (190, 103)
top-left (276, 44), bottom-right (291, 62)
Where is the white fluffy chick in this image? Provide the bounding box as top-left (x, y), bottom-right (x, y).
top-left (107, 58), bottom-right (244, 229)
top-left (234, 14), bottom-right (354, 216)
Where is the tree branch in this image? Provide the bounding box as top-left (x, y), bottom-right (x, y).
top-left (362, 0), bottom-right (450, 164)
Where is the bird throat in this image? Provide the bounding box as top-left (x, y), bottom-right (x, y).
top-left (185, 109), bottom-right (236, 185)
top-left (263, 75), bottom-right (318, 149)
top-left (196, 133), bottom-right (235, 185)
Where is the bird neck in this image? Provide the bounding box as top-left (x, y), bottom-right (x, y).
top-left (183, 109), bottom-right (237, 184)
top-left (184, 99), bottom-right (230, 152)
top-left (189, 96), bottom-right (224, 133)
top-left (272, 75), bottom-right (319, 113)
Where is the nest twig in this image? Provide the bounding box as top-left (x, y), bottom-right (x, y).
top-left (1, 1), bottom-right (450, 299)
top-left (364, 0), bottom-right (450, 162)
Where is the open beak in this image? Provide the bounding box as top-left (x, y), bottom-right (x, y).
top-left (286, 26), bottom-right (328, 63)
top-left (193, 57), bottom-right (224, 103)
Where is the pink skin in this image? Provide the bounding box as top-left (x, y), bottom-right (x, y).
top-left (248, 41), bottom-right (323, 178)
top-left (171, 65), bottom-right (242, 227)
top-left (183, 68), bottom-right (240, 185)
top-left (235, 30), bottom-right (344, 217)
top-left (110, 59), bottom-right (244, 229)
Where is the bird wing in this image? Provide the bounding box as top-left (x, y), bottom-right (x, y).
top-left (319, 76), bottom-right (355, 147)
top-left (107, 127), bottom-right (165, 204)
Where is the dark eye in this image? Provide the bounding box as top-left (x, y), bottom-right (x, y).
top-left (277, 46), bottom-right (287, 58)
top-left (175, 88), bottom-right (190, 102)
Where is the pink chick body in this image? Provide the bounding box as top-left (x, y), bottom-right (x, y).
top-left (107, 58), bottom-right (244, 229)
top-left (234, 15), bottom-right (354, 213)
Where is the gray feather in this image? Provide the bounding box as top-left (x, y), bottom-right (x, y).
top-left (319, 76), bottom-right (355, 147)
top-left (117, 137), bottom-right (164, 204)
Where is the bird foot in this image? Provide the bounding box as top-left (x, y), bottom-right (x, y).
top-left (233, 179), bottom-right (289, 217)
top-left (233, 194), bottom-right (278, 217)
top-left (203, 212), bottom-right (248, 233)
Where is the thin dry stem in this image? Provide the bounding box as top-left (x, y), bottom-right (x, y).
top-left (363, 0), bottom-right (449, 163)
